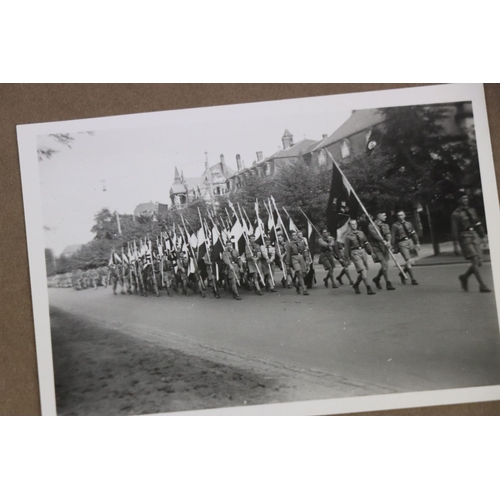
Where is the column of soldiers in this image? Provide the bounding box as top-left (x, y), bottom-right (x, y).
top-left (55, 191), bottom-right (491, 297)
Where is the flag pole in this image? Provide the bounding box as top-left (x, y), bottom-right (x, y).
top-left (148, 237), bottom-right (160, 297)
top-left (271, 196), bottom-right (290, 241)
top-left (180, 213), bottom-right (206, 291)
top-left (325, 149), bottom-right (408, 279)
top-left (282, 207), bottom-right (297, 231)
top-left (265, 198), bottom-right (287, 281)
top-left (235, 202), bottom-right (265, 284)
top-left (255, 199), bottom-right (275, 288)
top-left (298, 208), bottom-right (323, 239)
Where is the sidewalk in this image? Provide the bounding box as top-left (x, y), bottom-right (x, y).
top-left (311, 241), bottom-right (490, 270)
top-left (414, 241), bottom-right (490, 267)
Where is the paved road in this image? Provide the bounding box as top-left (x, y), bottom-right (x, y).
top-left (49, 263), bottom-right (500, 396)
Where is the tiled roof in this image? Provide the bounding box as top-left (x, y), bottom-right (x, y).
top-left (274, 138), bottom-right (318, 158)
top-left (184, 176), bottom-right (204, 192)
top-left (134, 202), bottom-right (156, 215)
top-left (313, 109), bottom-right (387, 151)
top-left (170, 183), bottom-right (187, 195)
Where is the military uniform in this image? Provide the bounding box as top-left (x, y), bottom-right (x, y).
top-left (285, 239), bottom-right (307, 274)
top-left (245, 241), bottom-right (263, 294)
top-left (110, 264), bottom-right (125, 295)
top-left (285, 235), bottom-right (309, 295)
top-left (222, 247), bottom-right (242, 299)
top-left (318, 235), bottom-right (339, 271)
top-left (368, 221), bottom-right (390, 263)
top-left (451, 206), bottom-right (484, 262)
top-left (391, 220), bottom-right (419, 261)
top-left (245, 241), bottom-right (263, 275)
top-left (344, 229), bottom-right (371, 273)
top-left (261, 242), bottom-right (277, 291)
top-left (161, 257), bottom-right (175, 292)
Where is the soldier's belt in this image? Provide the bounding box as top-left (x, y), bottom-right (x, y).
top-left (398, 237), bottom-right (410, 242)
top-left (461, 228), bottom-right (475, 232)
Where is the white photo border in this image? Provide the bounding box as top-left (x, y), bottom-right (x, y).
top-left (17, 83), bottom-right (500, 416)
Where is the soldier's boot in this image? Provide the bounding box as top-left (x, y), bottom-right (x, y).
top-left (480, 284), bottom-right (492, 293)
top-left (366, 285), bottom-right (376, 295)
top-left (386, 281), bottom-right (396, 291)
top-left (233, 293), bottom-right (242, 300)
top-left (323, 276), bottom-right (329, 288)
top-left (458, 274), bottom-right (468, 291)
top-left (331, 277), bottom-right (338, 289)
top-left (253, 278), bottom-right (263, 296)
top-left (372, 275), bottom-right (382, 290)
top-left (399, 272), bottom-right (407, 284)
top-left (281, 277), bottom-right (286, 288)
top-left (353, 277), bottom-right (362, 294)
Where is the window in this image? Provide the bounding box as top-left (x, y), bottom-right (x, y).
top-left (341, 139), bottom-right (350, 158)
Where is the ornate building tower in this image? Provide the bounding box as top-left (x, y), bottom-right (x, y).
top-left (282, 129), bottom-right (294, 149)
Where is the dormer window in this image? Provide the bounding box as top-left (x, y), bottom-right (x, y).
top-left (341, 139), bottom-right (350, 158)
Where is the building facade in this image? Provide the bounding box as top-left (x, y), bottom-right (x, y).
top-left (169, 154), bottom-right (235, 207)
top-left (226, 130), bottom-right (322, 192)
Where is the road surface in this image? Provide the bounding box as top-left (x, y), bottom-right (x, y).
top-left (48, 262), bottom-right (500, 400)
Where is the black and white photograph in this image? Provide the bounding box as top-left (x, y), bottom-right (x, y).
top-left (17, 83), bottom-right (500, 415)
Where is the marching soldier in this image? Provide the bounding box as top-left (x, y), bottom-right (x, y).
top-left (110, 263), bottom-right (125, 295)
top-left (367, 211), bottom-right (396, 291)
top-left (222, 242), bottom-right (243, 300)
top-left (318, 229), bottom-right (340, 289)
top-left (344, 219), bottom-right (375, 295)
top-left (276, 233), bottom-right (292, 289)
top-left (245, 234), bottom-right (264, 295)
top-left (298, 229), bottom-right (315, 289)
top-left (123, 261), bottom-right (133, 295)
top-left (452, 190), bottom-right (491, 293)
top-left (285, 230), bottom-right (309, 295)
top-left (391, 210), bottom-right (420, 285)
top-left (261, 236), bottom-right (277, 292)
top-left (176, 251), bottom-right (191, 296)
top-left (161, 254), bottom-right (175, 296)
top-left (335, 240), bottom-right (354, 286)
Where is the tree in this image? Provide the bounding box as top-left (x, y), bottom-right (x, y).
top-left (341, 104), bottom-right (481, 248)
top-left (91, 208), bottom-right (118, 240)
top-left (37, 131), bottom-right (95, 161)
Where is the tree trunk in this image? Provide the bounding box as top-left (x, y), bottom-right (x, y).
top-left (425, 204), bottom-right (440, 256)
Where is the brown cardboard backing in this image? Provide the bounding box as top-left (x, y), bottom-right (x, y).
top-left (1, 83), bottom-right (499, 416)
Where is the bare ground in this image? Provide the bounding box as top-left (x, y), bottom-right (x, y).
top-left (51, 306), bottom-right (363, 415)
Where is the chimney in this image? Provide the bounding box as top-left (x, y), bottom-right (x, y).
top-left (256, 151), bottom-right (263, 162)
top-left (236, 154), bottom-right (242, 171)
top-left (220, 154), bottom-right (225, 173)
top-left (322, 134), bottom-right (328, 139)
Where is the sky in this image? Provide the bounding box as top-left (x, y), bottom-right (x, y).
top-left (37, 97), bottom-right (353, 255)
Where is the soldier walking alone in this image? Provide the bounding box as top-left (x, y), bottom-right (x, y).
top-left (452, 190), bottom-right (491, 293)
